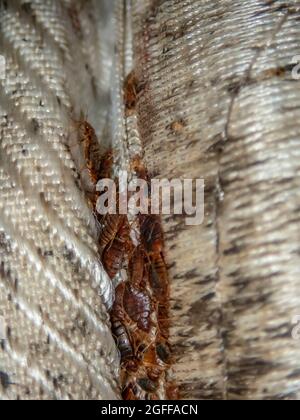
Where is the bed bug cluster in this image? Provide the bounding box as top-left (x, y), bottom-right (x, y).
top-left (98, 157), bottom-right (172, 400)
top-left (70, 71), bottom-right (174, 399)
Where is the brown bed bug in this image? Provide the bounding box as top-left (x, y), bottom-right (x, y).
top-left (130, 156), bottom-right (149, 182)
top-left (122, 383), bottom-right (139, 400)
top-left (137, 377), bottom-right (158, 393)
top-left (98, 149), bottom-right (114, 180)
top-left (111, 290), bottom-right (141, 372)
top-left (124, 71), bottom-right (139, 116)
top-left (99, 214), bottom-right (125, 254)
top-left (68, 3), bottom-right (82, 37)
top-left (69, 117), bottom-right (103, 187)
top-left (123, 283), bottom-right (153, 333)
top-left (170, 119), bottom-right (186, 134)
top-left (105, 155), bottom-right (173, 401)
top-left (124, 71), bottom-right (147, 116)
top-left (166, 383), bottom-right (180, 400)
top-left (103, 221), bottom-right (132, 279)
top-left (156, 341), bottom-right (171, 365)
top-left (140, 214), bottom-right (164, 255)
top-left (79, 120), bottom-right (102, 181)
top-left (128, 245), bottom-right (147, 288)
top-left (149, 252), bottom-right (169, 298)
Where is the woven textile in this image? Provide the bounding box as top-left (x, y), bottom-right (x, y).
top-left (0, 0), bottom-right (119, 400)
top-left (2, 0), bottom-right (300, 401)
top-left (132, 0), bottom-right (300, 400)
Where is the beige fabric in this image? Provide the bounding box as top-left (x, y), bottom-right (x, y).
top-left (2, 0), bottom-right (300, 401)
top-left (0, 0), bottom-right (119, 400)
top-left (132, 0), bottom-right (300, 400)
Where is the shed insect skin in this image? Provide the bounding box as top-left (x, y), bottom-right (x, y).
top-left (142, 346), bottom-right (165, 381)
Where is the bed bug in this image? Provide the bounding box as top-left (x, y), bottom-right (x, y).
top-left (123, 369), bottom-right (159, 401)
top-left (98, 149), bottom-right (114, 180)
top-left (111, 286), bottom-right (136, 361)
top-left (138, 377), bottom-right (158, 393)
top-left (103, 221), bottom-right (132, 279)
top-left (69, 117), bottom-right (103, 189)
top-left (122, 383), bottom-right (140, 400)
top-left (131, 156), bottom-right (149, 182)
top-left (170, 119), bottom-right (186, 134)
top-left (128, 246), bottom-right (147, 288)
top-left (111, 283), bottom-right (142, 335)
top-left (111, 320), bottom-right (134, 361)
top-left (147, 251), bottom-right (170, 339)
top-left (141, 345), bottom-right (165, 382)
top-left (68, 3), bottom-right (82, 37)
top-left (123, 283), bottom-right (153, 333)
top-left (149, 252), bottom-right (169, 298)
top-left (124, 71), bottom-right (139, 116)
top-left (112, 282), bottom-right (154, 356)
top-left (166, 383), bottom-right (180, 400)
top-left (99, 214), bottom-right (125, 254)
top-left (140, 215), bottom-right (164, 255)
top-left (79, 120), bottom-right (103, 181)
top-left (156, 342), bottom-right (171, 365)
top-left (157, 308), bottom-right (170, 340)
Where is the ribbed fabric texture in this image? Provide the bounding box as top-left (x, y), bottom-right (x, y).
top-left (2, 0), bottom-right (300, 401)
top-left (132, 0), bottom-right (300, 400)
top-left (0, 0), bottom-right (119, 400)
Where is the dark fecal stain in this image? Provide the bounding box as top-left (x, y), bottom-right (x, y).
top-left (0, 340), bottom-right (6, 351)
top-left (6, 326), bottom-right (11, 339)
top-left (21, 2), bottom-right (33, 14)
top-left (31, 118), bottom-right (40, 133)
top-left (0, 371), bottom-right (11, 389)
top-left (227, 81), bottom-right (242, 95)
top-left (223, 244), bottom-right (246, 256)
